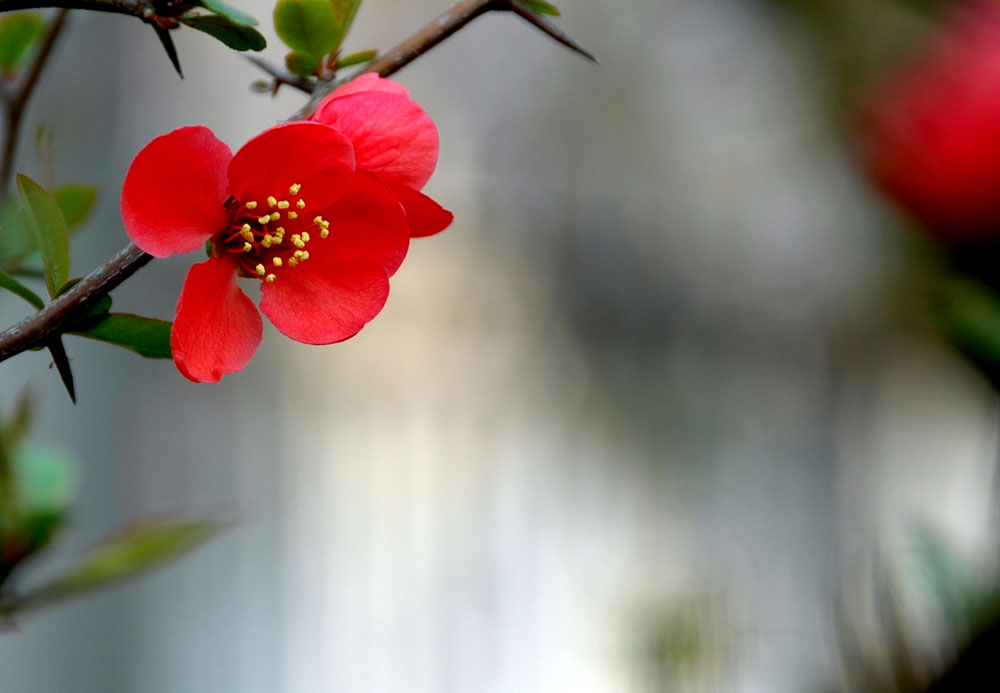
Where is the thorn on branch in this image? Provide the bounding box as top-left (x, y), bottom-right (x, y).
top-left (501, 0), bottom-right (598, 64)
top-left (152, 24), bottom-right (182, 77)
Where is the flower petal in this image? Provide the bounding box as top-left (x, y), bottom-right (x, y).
top-left (316, 170), bottom-right (409, 276)
top-left (171, 257), bottom-right (263, 383)
top-left (259, 246), bottom-right (389, 345)
top-left (391, 184), bottom-right (453, 238)
top-left (121, 126), bottom-right (232, 258)
top-left (228, 122), bottom-right (356, 212)
top-left (328, 73), bottom-right (410, 98)
top-left (311, 91), bottom-right (438, 190)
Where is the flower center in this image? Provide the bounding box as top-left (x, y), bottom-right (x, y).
top-left (219, 182), bottom-right (331, 283)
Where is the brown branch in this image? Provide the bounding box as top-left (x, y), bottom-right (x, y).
top-left (0, 0), bottom-right (594, 365)
top-left (0, 8), bottom-right (69, 194)
top-left (0, 0), bottom-right (153, 19)
top-left (0, 244), bottom-right (151, 360)
top-left (245, 54), bottom-right (315, 96)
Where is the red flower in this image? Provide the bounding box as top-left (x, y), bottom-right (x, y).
top-left (310, 73), bottom-right (453, 238)
top-left (121, 122), bottom-right (409, 383)
top-left (859, 2), bottom-right (1000, 241)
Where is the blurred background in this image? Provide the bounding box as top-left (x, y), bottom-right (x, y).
top-left (1, 0), bottom-right (998, 690)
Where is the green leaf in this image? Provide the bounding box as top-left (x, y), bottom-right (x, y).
top-left (3, 389), bottom-right (34, 448)
top-left (16, 175), bottom-right (68, 300)
top-left (198, 0), bottom-right (258, 26)
top-left (522, 0), bottom-right (560, 16)
top-left (0, 267), bottom-right (43, 310)
top-left (337, 48), bottom-right (376, 68)
top-left (285, 50), bottom-right (320, 78)
top-left (0, 196), bottom-right (37, 270)
top-left (181, 15), bottom-right (267, 51)
top-left (330, 0), bottom-right (363, 35)
top-left (273, 0), bottom-right (341, 58)
top-left (11, 444), bottom-right (74, 515)
top-left (69, 313), bottom-right (172, 359)
top-left (17, 520), bottom-right (220, 609)
top-left (52, 184), bottom-right (96, 232)
top-left (0, 13), bottom-right (44, 74)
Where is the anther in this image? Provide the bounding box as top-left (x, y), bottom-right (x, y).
top-left (301, 231), bottom-right (311, 243)
top-left (320, 229), bottom-right (329, 239)
top-left (273, 257), bottom-right (282, 267)
top-left (277, 200), bottom-right (290, 209)
top-left (297, 199), bottom-right (306, 209)
top-left (258, 215), bottom-right (271, 225)
top-left (267, 196), bottom-right (278, 207)
top-left (246, 201), bottom-right (258, 210)
top-left (287, 212), bottom-right (298, 219)
top-left (255, 263), bottom-right (266, 276)
top-left (270, 212), bottom-right (281, 221)
top-left (289, 183), bottom-right (301, 195)
top-left (301, 251), bottom-right (309, 260)
top-left (243, 242), bottom-right (252, 253)
top-left (288, 257), bottom-right (299, 267)
top-left (265, 274), bottom-right (276, 283)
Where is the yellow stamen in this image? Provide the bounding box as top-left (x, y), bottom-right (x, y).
top-left (287, 211), bottom-right (298, 219)
top-left (267, 196), bottom-right (278, 207)
top-left (245, 201), bottom-right (258, 210)
top-left (255, 263), bottom-right (266, 276)
top-left (288, 257), bottom-right (299, 267)
top-left (301, 231), bottom-right (310, 243)
top-left (277, 200), bottom-right (290, 209)
top-left (320, 229), bottom-right (329, 239)
top-left (300, 251), bottom-right (309, 260)
top-left (243, 242), bottom-right (252, 252)
top-left (297, 199), bottom-right (306, 209)
top-left (270, 212), bottom-right (281, 221)
top-left (258, 215), bottom-right (271, 225)
top-left (289, 183), bottom-right (301, 195)
top-left (273, 257), bottom-right (282, 267)
top-left (265, 274), bottom-right (276, 283)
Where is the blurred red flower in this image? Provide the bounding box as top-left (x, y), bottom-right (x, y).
top-left (311, 73), bottom-right (453, 238)
top-left (121, 122), bottom-right (408, 383)
top-left (859, 2), bottom-right (1000, 241)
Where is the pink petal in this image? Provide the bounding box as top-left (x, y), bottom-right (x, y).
top-left (259, 246), bottom-right (389, 345)
top-left (391, 184), bottom-right (453, 238)
top-left (120, 126), bottom-right (232, 258)
top-left (228, 122), bottom-right (356, 213)
top-left (171, 257), bottom-right (263, 383)
top-left (311, 91), bottom-right (438, 190)
top-left (328, 73), bottom-right (410, 98)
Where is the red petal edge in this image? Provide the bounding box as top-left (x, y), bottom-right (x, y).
top-left (391, 185), bottom-right (453, 238)
top-left (121, 126), bottom-right (232, 258)
top-left (171, 257), bottom-right (263, 383)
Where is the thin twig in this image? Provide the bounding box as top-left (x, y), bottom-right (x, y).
top-left (0, 8), bottom-right (69, 194)
top-left (0, 0), bottom-right (594, 365)
top-left (245, 54), bottom-right (314, 95)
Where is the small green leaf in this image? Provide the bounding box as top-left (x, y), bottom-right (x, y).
top-left (16, 175), bottom-right (68, 300)
top-left (522, 0), bottom-right (560, 16)
top-left (0, 267), bottom-right (43, 310)
top-left (330, 0), bottom-right (363, 36)
top-left (69, 313), bottom-right (172, 359)
top-left (0, 13), bottom-right (44, 74)
top-left (273, 0), bottom-right (341, 58)
top-left (17, 520), bottom-right (220, 609)
top-left (52, 185), bottom-right (96, 232)
top-left (181, 15), bottom-right (267, 51)
top-left (337, 48), bottom-right (376, 68)
top-left (285, 50), bottom-right (320, 78)
top-left (198, 0), bottom-right (258, 26)
top-left (3, 389), bottom-right (34, 448)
